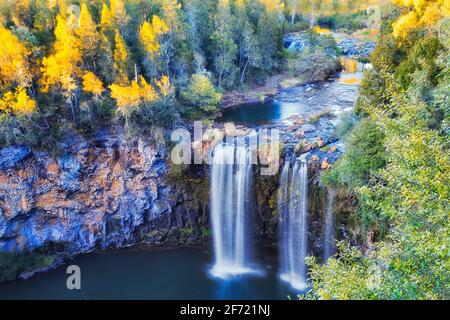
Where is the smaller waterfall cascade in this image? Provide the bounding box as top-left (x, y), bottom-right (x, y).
top-left (210, 143), bottom-right (253, 278)
top-left (324, 189), bottom-right (336, 261)
top-left (278, 153), bottom-right (309, 290)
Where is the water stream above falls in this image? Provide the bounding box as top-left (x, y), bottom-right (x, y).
top-left (219, 80), bottom-right (359, 126)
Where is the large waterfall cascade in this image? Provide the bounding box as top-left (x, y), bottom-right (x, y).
top-left (323, 189), bottom-right (336, 261)
top-left (209, 142), bottom-right (255, 278)
top-left (278, 153), bottom-right (309, 290)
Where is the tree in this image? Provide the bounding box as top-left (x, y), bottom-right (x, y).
top-left (256, 1), bottom-right (284, 72)
top-left (109, 75), bottom-right (160, 119)
top-left (82, 72), bottom-right (104, 97)
top-left (211, 0), bottom-right (238, 88)
top-left (181, 73), bottom-right (222, 116)
top-left (392, 0), bottom-right (446, 40)
top-left (0, 87), bottom-right (36, 115)
top-left (113, 30), bottom-right (130, 84)
top-left (238, 21), bottom-right (261, 84)
top-left (40, 13), bottom-right (82, 121)
top-left (100, 2), bottom-right (114, 40)
top-left (0, 25), bottom-right (31, 88)
top-left (110, 0), bottom-right (128, 29)
top-left (139, 15), bottom-right (169, 56)
top-left (76, 4), bottom-right (102, 71)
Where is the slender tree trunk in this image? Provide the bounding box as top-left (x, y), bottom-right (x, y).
top-left (134, 64), bottom-right (138, 83)
top-left (291, 5), bottom-right (297, 25)
top-left (70, 98), bottom-right (76, 123)
top-left (240, 59), bottom-right (249, 85)
top-left (310, 0), bottom-right (315, 29)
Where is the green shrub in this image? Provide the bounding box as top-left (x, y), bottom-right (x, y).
top-left (0, 251), bottom-right (57, 283)
top-left (326, 118), bottom-right (386, 189)
top-left (287, 48), bottom-right (339, 82)
top-left (180, 74), bottom-right (222, 120)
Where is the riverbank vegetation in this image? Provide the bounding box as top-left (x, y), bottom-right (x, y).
top-left (310, 0), bottom-right (449, 299)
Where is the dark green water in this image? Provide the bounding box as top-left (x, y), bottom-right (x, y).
top-left (0, 247), bottom-right (299, 300)
top-left (219, 101), bottom-right (303, 125)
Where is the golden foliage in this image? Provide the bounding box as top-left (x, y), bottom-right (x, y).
top-left (138, 76), bottom-right (158, 102)
top-left (155, 75), bottom-right (172, 96)
top-left (110, 0), bottom-right (128, 26)
top-left (392, 0), bottom-right (448, 39)
top-left (139, 15), bottom-right (169, 56)
top-left (0, 25), bottom-right (31, 87)
top-left (155, 0), bottom-right (181, 31)
top-left (101, 3), bottom-right (114, 30)
top-left (77, 4), bottom-right (101, 56)
top-left (40, 14), bottom-right (82, 94)
top-left (82, 72), bottom-right (104, 96)
top-left (109, 75), bottom-right (168, 115)
top-left (113, 30), bottom-right (129, 84)
top-left (0, 87), bottom-right (36, 115)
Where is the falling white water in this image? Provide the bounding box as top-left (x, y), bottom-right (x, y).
top-left (323, 189), bottom-right (336, 261)
top-left (278, 154), bottom-right (309, 290)
top-left (210, 143), bottom-right (253, 278)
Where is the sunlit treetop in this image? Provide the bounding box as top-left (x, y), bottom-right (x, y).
top-left (40, 14), bottom-right (82, 94)
top-left (155, 0), bottom-right (182, 31)
top-left (110, 0), bottom-right (128, 26)
top-left (139, 15), bottom-right (169, 55)
top-left (101, 2), bottom-right (114, 30)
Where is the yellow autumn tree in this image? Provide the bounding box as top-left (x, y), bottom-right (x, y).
top-left (110, 0), bottom-right (128, 27)
top-left (155, 0), bottom-right (182, 31)
top-left (0, 25), bottom-right (31, 88)
top-left (155, 75), bottom-right (172, 97)
top-left (100, 2), bottom-right (114, 36)
top-left (0, 87), bottom-right (36, 115)
top-left (139, 15), bottom-right (169, 56)
top-left (82, 72), bottom-right (104, 97)
top-left (40, 14), bottom-right (82, 94)
top-left (113, 30), bottom-right (130, 84)
top-left (109, 75), bottom-right (164, 117)
top-left (392, 0), bottom-right (449, 40)
top-left (76, 4), bottom-right (102, 69)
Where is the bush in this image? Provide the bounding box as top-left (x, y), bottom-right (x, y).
top-left (180, 73), bottom-right (222, 119)
top-left (325, 118), bottom-right (386, 189)
top-left (0, 251), bottom-right (57, 283)
top-left (287, 48), bottom-right (339, 82)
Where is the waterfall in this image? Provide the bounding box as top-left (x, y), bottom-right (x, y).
top-left (210, 143), bottom-right (253, 278)
top-left (323, 189), bottom-right (336, 261)
top-left (278, 154), bottom-right (309, 290)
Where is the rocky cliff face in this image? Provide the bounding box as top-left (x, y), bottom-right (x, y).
top-left (0, 131), bottom-right (209, 255)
